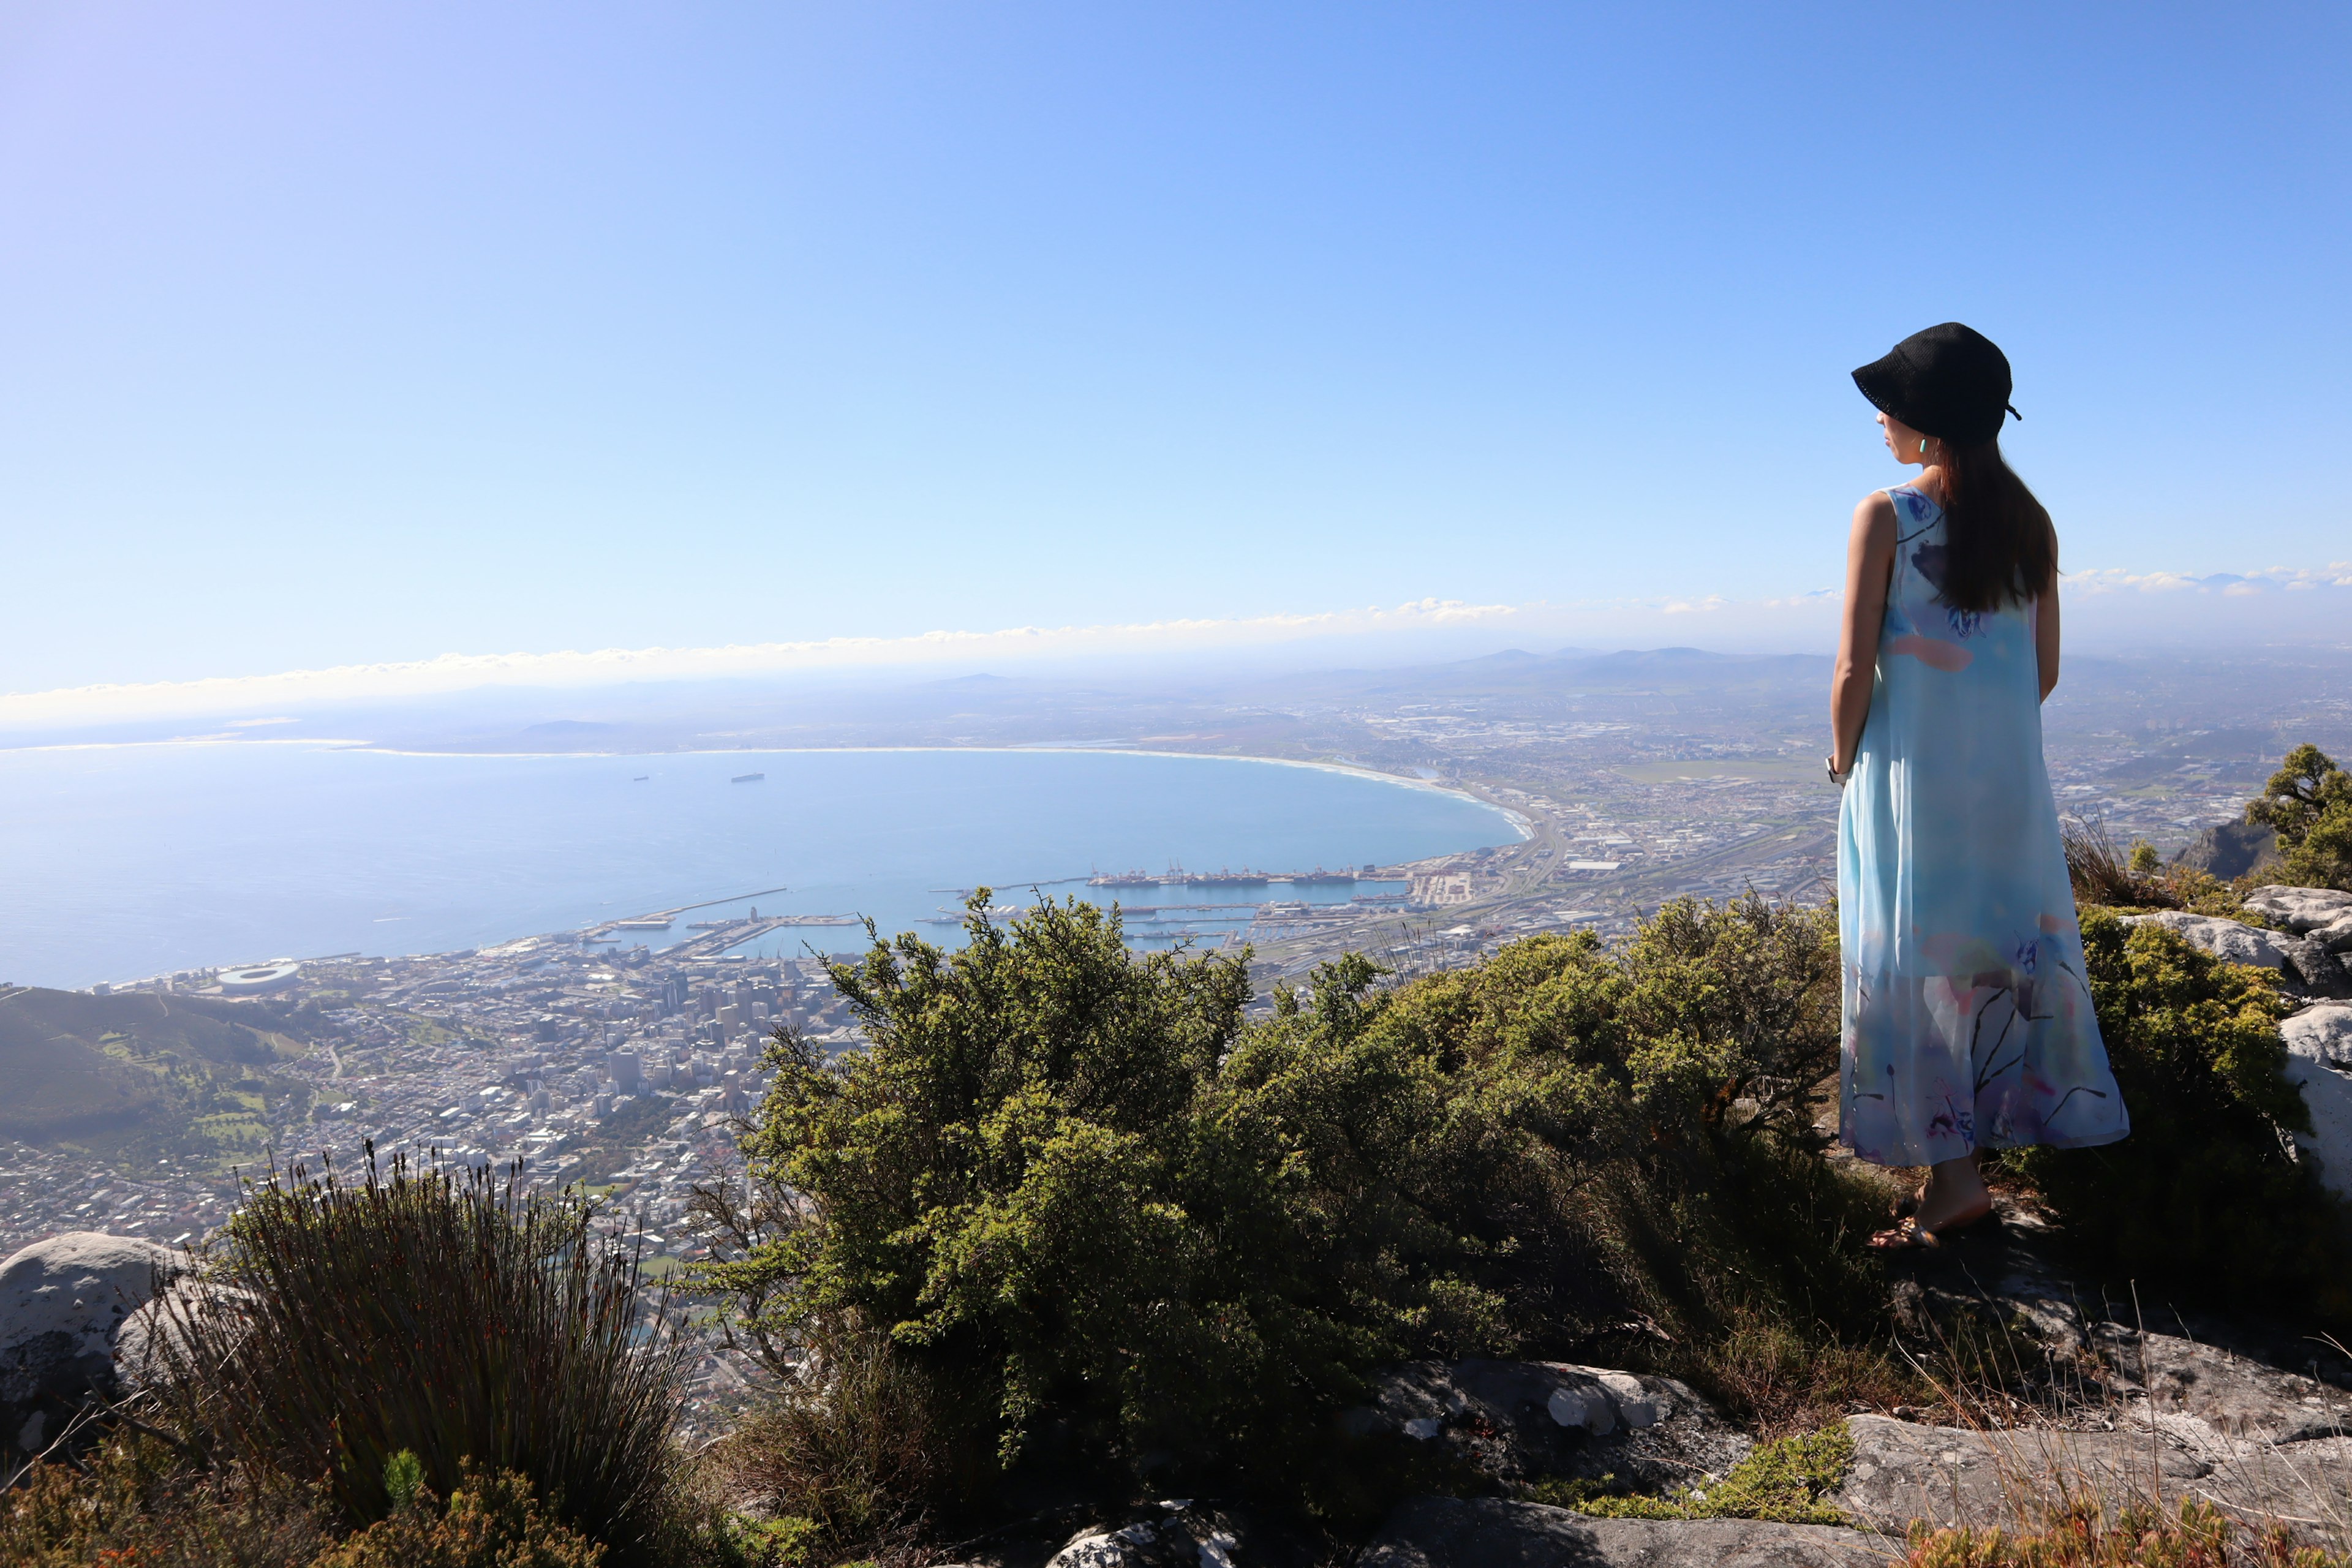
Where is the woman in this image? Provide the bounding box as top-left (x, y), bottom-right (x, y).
top-left (1831, 323), bottom-right (2128, 1250)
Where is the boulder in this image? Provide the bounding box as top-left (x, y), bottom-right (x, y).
top-left (1355, 1498), bottom-right (1885, 1568)
top-left (1836, 1414), bottom-right (2207, 1532)
top-left (1835, 1410), bottom-right (2352, 1544)
top-left (1041, 1501), bottom-right (1312, 1568)
top-left (2119, 911), bottom-right (2292, 970)
top-left (2092, 1321), bottom-right (2351, 1447)
top-left (2173, 822), bottom-right (2282, 881)
top-left (1348, 1360), bottom-right (1751, 1493)
top-left (0, 1232), bottom-right (189, 1455)
top-left (113, 1274), bottom-right (251, 1396)
top-left (2281, 1005), bottom-right (2352, 1200)
top-left (2243, 886), bottom-right (2352, 939)
top-left (2279, 937), bottom-right (2352, 997)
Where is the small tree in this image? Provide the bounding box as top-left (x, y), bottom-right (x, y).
top-left (2245, 743), bottom-right (2352, 891)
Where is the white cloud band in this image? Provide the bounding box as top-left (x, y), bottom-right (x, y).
top-left (6, 567), bottom-right (2348, 730)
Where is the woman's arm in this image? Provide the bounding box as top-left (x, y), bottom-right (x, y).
top-left (1831, 492), bottom-right (1897, 774)
top-left (2036, 563), bottom-right (2061, 702)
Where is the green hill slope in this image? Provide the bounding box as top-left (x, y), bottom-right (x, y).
top-left (0, 987), bottom-right (326, 1169)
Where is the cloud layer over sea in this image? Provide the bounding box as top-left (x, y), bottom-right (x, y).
top-left (6, 565), bottom-right (2348, 732)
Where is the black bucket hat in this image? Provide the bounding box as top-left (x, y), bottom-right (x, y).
top-left (1852, 322), bottom-right (2020, 445)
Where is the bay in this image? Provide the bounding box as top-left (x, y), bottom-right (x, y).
top-left (0, 743), bottom-right (1521, 989)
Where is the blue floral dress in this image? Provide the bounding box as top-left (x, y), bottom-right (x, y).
top-left (1837, 484), bottom-right (2129, 1167)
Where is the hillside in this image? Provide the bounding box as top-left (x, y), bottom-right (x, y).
top-left (0, 986), bottom-right (328, 1169)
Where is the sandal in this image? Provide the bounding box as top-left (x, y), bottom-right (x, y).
top-left (1868, 1200), bottom-right (1992, 1251)
top-left (1868, 1216), bottom-right (1942, 1251)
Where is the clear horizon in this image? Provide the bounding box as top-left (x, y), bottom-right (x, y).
top-left (6, 3), bottom-right (2348, 701)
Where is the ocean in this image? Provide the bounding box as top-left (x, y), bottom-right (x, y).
top-left (0, 743), bottom-right (1522, 990)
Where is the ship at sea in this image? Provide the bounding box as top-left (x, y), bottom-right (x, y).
top-left (730, 772), bottom-right (765, 783)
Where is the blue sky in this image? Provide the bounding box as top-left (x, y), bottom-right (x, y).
top-left (3, 2), bottom-right (2346, 699)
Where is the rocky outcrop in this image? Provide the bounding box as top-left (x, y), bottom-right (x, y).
top-left (2282, 1005), bottom-right (2352, 1199)
top-left (1835, 1410), bottom-right (2352, 1539)
top-left (2173, 822), bottom-right (2282, 880)
top-left (0, 1231), bottom-right (188, 1455)
top-left (2244, 886), bottom-right (2352, 951)
top-left (1864, 1199), bottom-right (2352, 1544)
top-left (2118, 911), bottom-right (2350, 997)
top-left (1347, 1360), bottom-right (1752, 1492)
top-left (1355, 1499), bottom-right (1886, 1568)
top-left (2120, 910), bottom-right (2292, 967)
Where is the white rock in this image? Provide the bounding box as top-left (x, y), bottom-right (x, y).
top-left (114, 1276), bottom-right (252, 1394)
top-left (1547, 1385), bottom-right (1606, 1432)
top-left (2244, 886), bottom-right (2352, 935)
top-left (1049, 1531), bottom-right (1130, 1568)
top-left (1596, 1370), bottom-right (1662, 1428)
top-left (0, 1232), bottom-right (189, 1454)
top-left (2121, 912), bottom-right (2291, 969)
top-left (2283, 1006), bottom-right (2352, 1201)
top-left (1403, 1415), bottom-right (1445, 1439)
top-left (2313, 914), bottom-right (2352, 954)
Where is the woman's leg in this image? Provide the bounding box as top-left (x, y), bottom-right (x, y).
top-left (1870, 1149), bottom-right (1992, 1247)
top-left (1914, 1149), bottom-right (1990, 1231)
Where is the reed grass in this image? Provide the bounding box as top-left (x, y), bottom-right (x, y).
top-left (145, 1148), bottom-right (688, 1562)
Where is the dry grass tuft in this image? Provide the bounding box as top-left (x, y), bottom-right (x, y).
top-left (1900, 1498), bottom-right (2350, 1568)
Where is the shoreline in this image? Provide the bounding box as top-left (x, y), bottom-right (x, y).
top-left (6, 742), bottom-right (1525, 989)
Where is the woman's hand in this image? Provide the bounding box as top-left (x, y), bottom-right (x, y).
top-left (1831, 493), bottom-right (1897, 772)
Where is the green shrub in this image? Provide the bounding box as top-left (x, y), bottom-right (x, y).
top-left (2004, 911), bottom-right (2352, 1325)
top-left (310, 1463), bottom-right (605, 1568)
top-left (148, 1154), bottom-right (688, 1562)
top-left (1524, 1423), bottom-right (1854, 1525)
top-left (699, 891), bottom-right (1889, 1513)
top-left (2247, 744), bottom-right (2352, 892)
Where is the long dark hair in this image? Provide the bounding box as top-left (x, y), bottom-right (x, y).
top-left (1932, 439), bottom-right (2056, 613)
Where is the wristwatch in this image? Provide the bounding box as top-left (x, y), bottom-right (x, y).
top-left (1824, 755), bottom-right (1851, 787)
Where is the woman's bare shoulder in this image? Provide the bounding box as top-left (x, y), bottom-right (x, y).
top-left (1850, 489), bottom-right (1896, 544)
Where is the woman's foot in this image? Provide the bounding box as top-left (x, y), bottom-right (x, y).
top-left (1869, 1152), bottom-right (1991, 1249)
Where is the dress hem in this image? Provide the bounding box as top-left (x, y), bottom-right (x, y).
top-left (1838, 1124), bottom-right (2132, 1168)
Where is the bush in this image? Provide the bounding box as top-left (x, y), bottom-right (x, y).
top-left (1524, 1423), bottom-right (1855, 1524)
top-left (2247, 744), bottom-right (2352, 892)
top-left (2003, 911), bottom-right (2352, 1325)
top-left (691, 1327), bottom-right (943, 1562)
top-left (699, 892), bottom-right (1891, 1516)
top-left (311, 1461), bottom-right (605, 1568)
top-left (148, 1153), bottom-right (688, 1562)
top-left (0, 1433), bottom-right (332, 1568)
